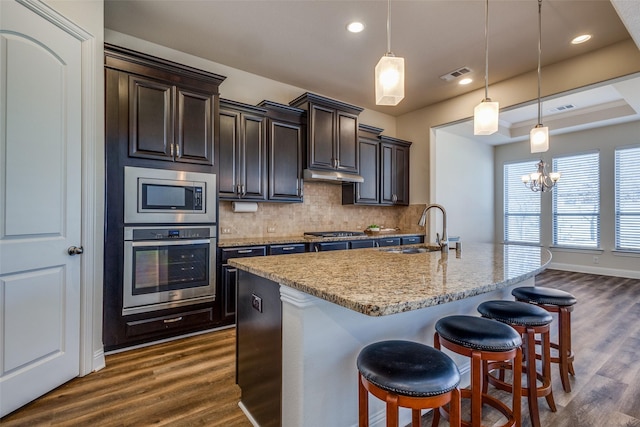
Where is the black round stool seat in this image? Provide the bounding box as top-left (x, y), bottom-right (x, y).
top-left (512, 286), bottom-right (576, 306)
top-left (357, 340), bottom-right (462, 426)
top-left (435, 315), bottom-right (522, 352)
top-left (478, 300), bottom-right (552, 326)
top-left (357, 340), bottom-right (460, 397)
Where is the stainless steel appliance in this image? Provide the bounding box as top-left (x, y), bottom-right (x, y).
top-left (124, 166), bottom-right (216, 224)
top-left (123, 225), bottom-right (216, 315)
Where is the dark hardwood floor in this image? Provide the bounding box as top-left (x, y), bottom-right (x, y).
top-left (2, 269), bottom-right (639, 426)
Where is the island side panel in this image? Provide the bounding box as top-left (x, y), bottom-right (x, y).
top-left (236, 270), bottom-right (282, 427)
top-left (279, 279), bottom-right (532, 427)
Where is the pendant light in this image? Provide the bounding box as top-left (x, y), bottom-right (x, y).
top-left (375, 0), bottom-right (404, 106)
top-left (530, 0), bottom-right (549, 153)
top-left (474, 0), bottom-right (499, 135)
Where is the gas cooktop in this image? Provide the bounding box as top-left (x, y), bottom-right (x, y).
top-left (304, 231), bottom-right (366, 238)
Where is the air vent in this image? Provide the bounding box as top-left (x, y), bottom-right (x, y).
top-left (440, 67), bottom-right (472, 82)
top-left (547, 104), bottom-right (576, 113)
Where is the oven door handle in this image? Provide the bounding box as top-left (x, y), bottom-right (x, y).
top-left (129, 239), bottom-right (211, 247)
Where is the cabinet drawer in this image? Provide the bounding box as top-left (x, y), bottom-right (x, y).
top-left (269, 244), bottom-right (306, 255)
top-left (350, 239), bottom-right (376, 249)
top-left (221, 246), bottom-right (267, 262)
top-left (401, 236), bottom-right (424, 245)
top-left (312, 241), bottom-right (349, 251)
top-left (377, 237), bottom-right (401, 247)
top-left (125, 308), bottom-right (213, 337)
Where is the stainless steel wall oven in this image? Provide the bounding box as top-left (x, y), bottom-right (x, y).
top-left (123, 226), bottom-right (216, 315)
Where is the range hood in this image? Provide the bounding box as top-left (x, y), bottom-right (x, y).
top-left (303, 168), bottom-right (364, 184)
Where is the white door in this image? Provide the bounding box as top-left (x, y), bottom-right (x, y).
top-left (0, 0), bottom-right (83, 417)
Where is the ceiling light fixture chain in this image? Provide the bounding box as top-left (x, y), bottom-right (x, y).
top-left (473, 0), bottom-right (499, 135)
top-left (374, 0), bottom-right (404, 106)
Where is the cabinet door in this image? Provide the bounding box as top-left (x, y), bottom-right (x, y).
top-left (129, 75), bottom-right (173, 160)
top-left (308, 104), bottom-right (335, 170)
top-left (176, 88), bottom-right (214, 165)
top-left (218, 109), bottom-right (240, 198)
top-left (241, 114), bottom-right (267, 200)
top-left (269, 120), bottom-right (303, 202)
top-left (381, 143), bottom-right (410, 206)
top-left (336, 112), bottom-right (358, 173)
top-left (355, 137), bottom-right (379, 203)
top-left (393, 144), bottom-right (410, 205)
top-left (380, 143), bottom-right (395, 205)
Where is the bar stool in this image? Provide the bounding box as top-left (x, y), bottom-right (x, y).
top-left (477, 300), bottom-right (557, 427)
top-left (434, 315), bottom-right (522, 427)
top-left (357, 340), bottom-right (461, 427)
top-left (512, 286), bottom-right (577, 392)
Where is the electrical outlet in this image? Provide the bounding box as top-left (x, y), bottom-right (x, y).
top-left (251, 293), bottom-right (263, 312)
top-left (267, 226), bottom-right (276, 233)
top-left (221, 227), bottom-right (232, 234)
top-left (593, 256), bottom-right (599, 264)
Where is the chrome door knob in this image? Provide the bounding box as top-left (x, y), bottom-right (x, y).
top-left (67, 246), bottom-right (84, 256)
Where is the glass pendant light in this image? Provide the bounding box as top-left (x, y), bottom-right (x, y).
top-left (530, 0), bottom-right (549, 153)
top-left (474, 0), bottom-right (499, 135)
top-left (375, 0), bottom-right (404, 106)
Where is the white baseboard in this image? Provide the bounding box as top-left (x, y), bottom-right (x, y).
top-left (549, 262), bottom-right (640, 279)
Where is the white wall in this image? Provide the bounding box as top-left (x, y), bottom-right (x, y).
top-left (495, 120), bottom-right (640, 278)
top-left (433, 130), bottom-right (495, 243)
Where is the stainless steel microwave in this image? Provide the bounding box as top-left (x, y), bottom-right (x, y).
top-left (124, 166), bottom-right (216, 224)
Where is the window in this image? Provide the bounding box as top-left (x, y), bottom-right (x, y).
top-left (504, 161), bottom-right (540, 244)
top-left (615, 146), bottom-right (640, 251)
top-left (552, 152), bottom-right (600, 248)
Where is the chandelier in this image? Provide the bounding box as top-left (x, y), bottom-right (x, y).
top-left (521, 159), bottom-right (560, 192)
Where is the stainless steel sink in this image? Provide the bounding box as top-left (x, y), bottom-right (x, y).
top-left (379, 245), bottom-right (442, 254)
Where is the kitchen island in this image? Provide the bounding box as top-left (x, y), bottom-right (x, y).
top-left (229, 243), bottom-right (551, 427)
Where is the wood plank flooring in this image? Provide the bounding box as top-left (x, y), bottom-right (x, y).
top-left (2, 269), bottom-right (639, 427)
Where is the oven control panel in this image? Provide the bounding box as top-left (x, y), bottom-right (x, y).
top-left (125, 226), bottom-right (216, 241)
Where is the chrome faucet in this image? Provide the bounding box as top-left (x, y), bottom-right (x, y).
top-left (418, 204), bottom-right (448, 252)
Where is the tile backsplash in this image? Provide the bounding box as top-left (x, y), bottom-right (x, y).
top-left (219, 182), bottom-right (425, 238)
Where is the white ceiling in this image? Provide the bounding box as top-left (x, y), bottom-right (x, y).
top-left (105, 0), bottom-right (640, 143)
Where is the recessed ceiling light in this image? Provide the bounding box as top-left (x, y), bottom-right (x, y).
top-left (459, 78), bottom-right (473, 85)
top-left (347, 21), bottom-right (365, 33)
top-left (571, 34), bottom-right (592, 44)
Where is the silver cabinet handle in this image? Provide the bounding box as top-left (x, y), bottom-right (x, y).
top-left (176, 144), bottom-right (180, 157)
top-left (170, 144), bottom-right (174, 157)
top-left (163, 316), bottom-right (183, 324)
top-left (237, 249), bottom-right (253, 254)
top-left (282, 246), bottom-right (295, 251)
top-left (67, 246), bottom-right (84, 256)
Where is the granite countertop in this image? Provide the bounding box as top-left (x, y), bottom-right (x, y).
top-left (229, 242), bottom-right (552, 316)
top-left (217, 230), bottom-right (423, 248)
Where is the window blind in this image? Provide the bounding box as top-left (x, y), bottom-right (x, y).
top-left (504, 161), bottom-right (540, 244)
top-left (552, 152), bottom-right (600, 248)
top-left (615, 146), bottom-right (640, 251)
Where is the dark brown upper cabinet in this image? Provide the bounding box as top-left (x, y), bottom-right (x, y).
top-left (342, 125), bottom-right (383, 205)
top-left (219, 100), bottom-right (267, 201)
top-left (289, 92), bottom-right (363, 174)
top-left (104, 44), bottom-right (225, 166)
top-left (342, 129), bottom-right (411, 206)
top-left (259, 101), bottom-right (305, 203)
top-left (380, 136), bottom-right (411, 206)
